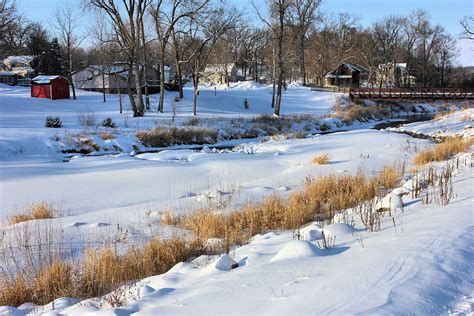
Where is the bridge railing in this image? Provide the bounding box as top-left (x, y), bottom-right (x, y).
top-left (349, 87), bottom-right (474, 101)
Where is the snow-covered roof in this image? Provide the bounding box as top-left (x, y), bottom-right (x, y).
top-left (32, 75), bottom-right (64, 84)
top-left (3, 55), bottom-right (35, 66)
top-left (325, 74), bottom-right (353, 78)
top-left (204, 63), bottom-right (236, 74)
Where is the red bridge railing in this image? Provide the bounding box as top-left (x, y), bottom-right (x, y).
top-left (349, 88), bottom-right (474, 101)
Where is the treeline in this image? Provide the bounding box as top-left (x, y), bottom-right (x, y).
top-left (0, 0), bottom-right (472, 117)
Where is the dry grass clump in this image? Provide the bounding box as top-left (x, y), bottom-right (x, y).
top-left (376, 165), bottom-right (402, 190)
top-left (0, 260), bottom-right (74, 306)
top-left (177, 167), bottom-right (402, 250)
top-left (101, 132), bottom-right (116, 140)
top-left (34, 260), bottom-right (75, 303)
top-left (137, 127), bottom-right (218, 147)
top-left (434, 110), bottom-right (455, 121)
top-left (413, 137), bottom-right (471, 165)
top-left (8, 203), bottom-right (55, 226)
top-left (332, 105), bottom-right (389, 124)
top-left (311, 153), bottom-right (331, 165)
top-left (0, 273), bottom-right (33, 307)
top-left (460, 113), bottom-right (472, 122)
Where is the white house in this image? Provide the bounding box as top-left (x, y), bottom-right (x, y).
top-left (72, 65), bottom-right (131, 93)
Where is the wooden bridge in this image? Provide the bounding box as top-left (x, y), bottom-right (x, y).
top-left (349, 88), bottom-right (474, 101)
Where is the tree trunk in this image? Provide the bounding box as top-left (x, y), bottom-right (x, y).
top-left (171, 30), bottom-right (184, 99)
top-left (127, 65), bottom-right (138, 117)
top-left (274, 10), bottom-right (285, 117)
top-left (271, 37), bottom-right (276, 108)
top-left (101, 68), bottom-right (106, 102)
top-left (193, 74), bottom-right (199, 116)
top-left (141, 20), bottom-right (150, 110)
top-left (158, 49), bottom-right (166, 112)
top-left (133, 63), bottom-right (144, 116)
top-left (68, 51), bottom-right (76, 100)
top-left (299, 33), bottom-right (306, 86)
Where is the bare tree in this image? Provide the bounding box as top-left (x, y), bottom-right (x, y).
top-left (460, 16), bottom-right (474, 40)
top-left (84, 0), bottom-right (150, 117)
top-left (288, 0), bottom-right (320, 85)
top-left (253, 0), bottom-right (292, 116)
top-left (150, 0), bottom-right (209, 113)
top-left (52, 4), bottom-right (86, 100)
top-left (181, 6), bottom-right (239, 115)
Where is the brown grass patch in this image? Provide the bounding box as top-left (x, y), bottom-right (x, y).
top-left (311, 153), bottom-right (330, 165)
top-left (8, 203), bottom-right (55, 226)
top-left (413, 137), bottom-right (471, 165)
top-left (101, 132), bottom-right (116, 140)
top-left (137, 127), bottom-right (218, 147)
top-left (177, 167), bottom-right (401, 250)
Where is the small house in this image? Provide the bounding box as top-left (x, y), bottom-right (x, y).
top-left (203, 63), bottom-right (242, 85)
top-left (376, 63), bottom-right (416, 88)
top-left (31, 75), bottom-right (70, 100)
top-left (324, 63), bottom-right (364, 88)
top-left (72, 65), bottom-right (130, 93)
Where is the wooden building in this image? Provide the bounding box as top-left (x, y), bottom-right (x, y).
top-left (31, 76), bottom-right (70, 100)
top-left (324, 63), bottom-right (364, 88)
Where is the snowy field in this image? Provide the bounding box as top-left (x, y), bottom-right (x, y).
top-left (0, 83), bottom-right (473, 315)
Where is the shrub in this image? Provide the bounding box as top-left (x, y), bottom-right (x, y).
top-left (137, 127), bottom-right (218, 147)
top-left (413, 137), bottom-right (471, 165)
top-left (8, 202), bottom-right (55, 226)
top-left (102, 117), bottom-right (116, 128)
top-left (45, 116), bottom-right (62, 128)
top-left (311, 154), bottom-right (330, 165)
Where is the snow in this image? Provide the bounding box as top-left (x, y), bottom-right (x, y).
top-left (389, 107), bottom-right (474, 139)
top-left (270, 240), bottom-right (322, 262)
top-left (36, 162), bottom-right (471, 315)
top-left (0, 82), bottom-right (473, 314)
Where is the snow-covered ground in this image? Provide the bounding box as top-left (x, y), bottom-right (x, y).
top-left (0, 83), bottom-right (473, 314)
top-left (388, 107), bottom-right (473, 139)
top-left (4, 154), bottom-right (472, 315)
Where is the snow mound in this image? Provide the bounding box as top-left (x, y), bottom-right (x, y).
top-left (270, 240), bottom-right (321, 262)
top-left (391, 187), bottom-right (411, 196)
top-left (323, 223), bottom-right (354, 238)
top-left (204, 254), bottom-right (237, 272)
top-left (375, 193), bottom-right (404, 212)
top-left (299, 222), bottom-right (323, 241)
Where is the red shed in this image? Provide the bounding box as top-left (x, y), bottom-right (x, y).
top-left (31, 75), bottom-right (70, 100)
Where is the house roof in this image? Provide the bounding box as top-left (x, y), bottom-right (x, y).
top-left (3, 55), bottom-right (35, 66)
top-left (204, 63), bottom-right (236, 74)
top-left (32, 75), bottom-right (64, 84)
top-left (326, 63), bottom-right (365, 77)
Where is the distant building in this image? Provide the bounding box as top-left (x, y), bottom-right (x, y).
top-left (324, 63), bottom-right (364, 88)
top-left (1, 55), bottom-right (35, 78)
top-left (72, 65), bottom-right (130, 93)
top-left (73, 64), bottom-right (176, 93)
top-left (376, 63), bottom-right (416, 88)
top-left (203, 63), bottom-right (243, 85)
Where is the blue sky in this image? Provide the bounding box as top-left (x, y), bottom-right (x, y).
top-left (16, 0), bottom-right (474, 66)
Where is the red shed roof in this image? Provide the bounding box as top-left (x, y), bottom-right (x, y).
top-left (32, 75), bottom-right (64, 84)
